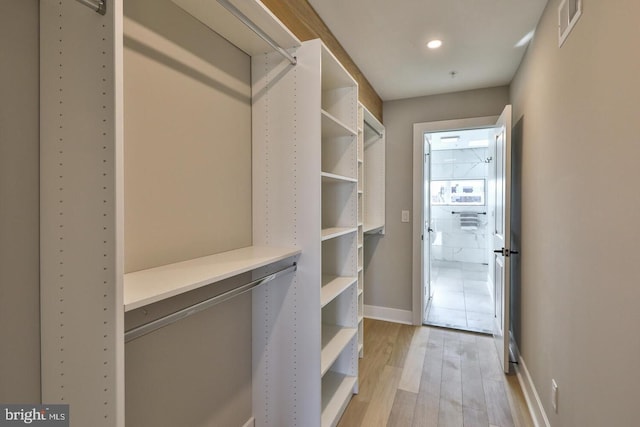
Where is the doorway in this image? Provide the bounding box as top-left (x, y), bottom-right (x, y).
top-left (412, 108), bottom-right (514, 372)
top-left (423, 127), bottom-right (496, 334)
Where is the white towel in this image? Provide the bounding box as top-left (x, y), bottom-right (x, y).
top-left (459, 212), bottom-right (479, 230)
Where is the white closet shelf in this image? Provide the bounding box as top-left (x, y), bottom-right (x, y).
top-left (124, 246), bottom-right (300, 311)
top-left (321, 45), bottom-right (356, 91)
top-left (321, 110), bottom-right (357, 138)
top-left (357, 288), bottom-right (363, 297)
top-left (358, 315), bottom-right (364, 324)
top-left (357, 158), bottom-right (363, 164)
top-left (321, 324), bottom-right (357, 376)
top-left (321, 371), bottom-right (357, 427)
top-left (321, 276), bottom-right (357, 308)
top-left (172, 0), bottom-right (301, 56)
top-left (364, 223), bottom-right (385, 235)
top-left (321, 227), bottom-right (357, 241)
top-left (321, 171), bottom-right (357, 184)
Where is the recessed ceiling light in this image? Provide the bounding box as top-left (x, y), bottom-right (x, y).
top-left (427, 39), bottom-right (443, 49)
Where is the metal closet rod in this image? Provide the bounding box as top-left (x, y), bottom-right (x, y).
top-left (124, 262), bottom-right (297, 342)
top-left (75, 0), bottom-right (106, 15)
top-left (216, 0), bottom-right (297, 66)
top-left (364, 120), bottom-right (383, 138)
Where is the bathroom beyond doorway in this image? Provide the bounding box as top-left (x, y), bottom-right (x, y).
top-left (424, 127), bottom-right (496, 334)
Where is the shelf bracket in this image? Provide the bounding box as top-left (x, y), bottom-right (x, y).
top-left (124, 262), bottom-right (297, 342)
top-left (364, 120), bottom-right (383, 138)
top-left (216, 0), bottom-right (297, 66)
top-left (74, 0), bottom-right (106, 15)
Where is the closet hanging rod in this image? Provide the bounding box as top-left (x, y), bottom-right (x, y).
top-left (364, 120), bottom-right (383, 138)
top-left (124, 262), bottom-right (297, 342)
top-left (74, 0), bottom-right (106, 15)
top-left (216, 0), bottom-right (297, 66)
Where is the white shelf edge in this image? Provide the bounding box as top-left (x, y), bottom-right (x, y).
top-left (321, 109), bottom-right (357, 137)
top-left (321, 325), bottom-right (358, 377)
top-left (321, 276), bottom-right (358, 308)
top-left (321, 372), bottom-right (357, 427)
top-left (321, 171), bottom-right (358, 184)
top-left (363, 223), bottom-right (385, 235)
top-left (358, 315), bottom-right (364, 323)
top-left (321, 227), bottom-right (357, 241)
top-left (357, 158), bottom-right (363, 164)
top-left (124, 245), bottom-right (300, 311)
top-left (357, 288), bottom-right (363, 297)
top-left (358, 266), bottom-right (364, 273)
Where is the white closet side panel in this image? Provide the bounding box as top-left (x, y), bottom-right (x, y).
top-left (252, 45), bottom-right (322, 426)
top-left (40, 1), bottom-right (124, 426)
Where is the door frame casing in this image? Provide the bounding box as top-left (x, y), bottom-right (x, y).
top-left (411, 116), bottom-right (499, 325)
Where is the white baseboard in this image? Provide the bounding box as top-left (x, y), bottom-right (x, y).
top-left (516, 356), bottom-right (551, 427)
top-left (364, 305), bottom-right (413, 325)
top-left (242, 417), bottom-right (255, 427)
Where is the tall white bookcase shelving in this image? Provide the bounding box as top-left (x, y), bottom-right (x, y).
top-left (253, 38), bottom-right (359, 427)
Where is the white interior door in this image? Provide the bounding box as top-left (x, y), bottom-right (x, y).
top-left (423, 137), bottom-right (432, 311)
top-left (491, 105), bottom-right (512, 373)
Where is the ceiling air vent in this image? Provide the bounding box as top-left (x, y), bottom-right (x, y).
top-left (558, 0), bottom-right (582, 47)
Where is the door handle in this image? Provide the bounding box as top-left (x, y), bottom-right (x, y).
top-left (494, 248), bottom-right (519, 256)
top-left (427, 228), bottom-right (434, 232)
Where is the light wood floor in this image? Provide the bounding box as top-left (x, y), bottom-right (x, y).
top-left (337, 319), bottom-right (533, 427)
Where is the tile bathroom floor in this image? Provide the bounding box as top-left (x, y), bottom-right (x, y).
top-left (425, 261), bottom-right (494, 334)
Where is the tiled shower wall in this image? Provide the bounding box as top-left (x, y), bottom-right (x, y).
top-left (430, 148), bottom-right (489, 264)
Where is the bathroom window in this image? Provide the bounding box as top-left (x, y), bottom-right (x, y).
top-left (431, 179), bottom-right (485, 206)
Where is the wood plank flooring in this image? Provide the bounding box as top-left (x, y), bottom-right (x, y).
top-left (337, 319), bottom-right (533, 427)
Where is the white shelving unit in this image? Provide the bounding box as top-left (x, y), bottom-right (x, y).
top-left (362, 106), bottom-right (386, 235)
top-left (253, 38), bottom-right (359, 427)
top-left (319, 40), bottom-right (359, 426)
top-left (39, 1), bottom-right (305, 426)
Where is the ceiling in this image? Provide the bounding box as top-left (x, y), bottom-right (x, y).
top-left (307, 0), bottom-right (549, 101)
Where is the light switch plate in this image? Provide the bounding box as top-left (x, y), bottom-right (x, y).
top-left (401, 210), bottom-right (410, 223)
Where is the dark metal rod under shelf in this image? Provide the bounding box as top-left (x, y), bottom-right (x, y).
top-left (74, 0), bottom-right (106, 15)
top-left (124, 262), bottom-right (297, 342)
top-left (451, 211), bottom-right (487, 215)
top-left (364, 120), bottom-right (383, 138)
top-left (216, 0), bottom-right (297, 66)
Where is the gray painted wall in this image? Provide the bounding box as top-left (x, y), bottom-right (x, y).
top-left (0, 0), bottom-right (41, 403)
top-left (367, 87), bottom-right (509, 312)
top-left (511, 0), bottom-right (640, 425)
